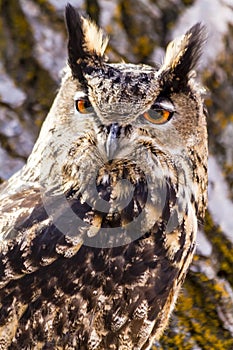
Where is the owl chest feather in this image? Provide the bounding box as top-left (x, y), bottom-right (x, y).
top-left (0, 143), bottom-right (199, 349)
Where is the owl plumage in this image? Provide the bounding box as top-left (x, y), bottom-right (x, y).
top-left (0, 4), bottom-right (207, 350)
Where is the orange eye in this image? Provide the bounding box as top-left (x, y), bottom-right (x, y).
top-left (75, 99), bottom-right (94, 114)
top-left (143, 109), bottom-right (172, 125)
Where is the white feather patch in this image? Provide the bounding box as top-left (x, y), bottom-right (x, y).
top-left (82, 17), bottom-right (109, 56)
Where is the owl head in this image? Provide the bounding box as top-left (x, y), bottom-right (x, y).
top-left (63, 4), bottom-right (206, 151)
top-left (26, 4), bottom-right (207, 248)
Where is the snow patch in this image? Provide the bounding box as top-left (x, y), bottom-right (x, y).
top-left (0, 63), bottom-right (26, 108)
top-left (208, 156), bottom-right (233, 244)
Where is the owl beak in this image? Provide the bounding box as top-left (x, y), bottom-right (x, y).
top-left (105, 123), bottom-right (120, 160)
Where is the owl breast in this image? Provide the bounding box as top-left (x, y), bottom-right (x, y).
top-left (61, 123), bottom-right (196, 255)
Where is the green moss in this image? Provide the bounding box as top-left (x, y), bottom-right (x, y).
top-left (35, 0), bottom-right (56, 12)
top-left (159, 273), bottom-right (233, 348)
top-left (86, 0), bottom-right (100, 24)
top-left (117, 0), bottom-right (156, 62)
top-left (158, 238), bottom-right (233, 349)
top-left (181, 0), bottom-right (195, 6)
top-left (0, 0), bottom-right (57, 123)
top-left (132, 35), bottom-right (154, 61)
top-left (1, 0), bottom-right (28, 60)
top-left (204, 212), bottom-right (233, 285)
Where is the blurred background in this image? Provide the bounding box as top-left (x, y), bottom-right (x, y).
top-left (0, 0), bottom-right (233, 348)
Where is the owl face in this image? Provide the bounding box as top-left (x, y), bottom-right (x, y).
top-left (68, 62), bottom-right (204, 166)
top-left (63, 6), bottom-right (206, 163)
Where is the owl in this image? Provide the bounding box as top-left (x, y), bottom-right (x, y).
top-left (0, 4), bottom-right (207, 350)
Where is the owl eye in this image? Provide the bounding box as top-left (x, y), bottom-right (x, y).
top-left (143, 99), bottom-right (174, 125)
top-left (143, 108), bottom-right (173, 124)
top-left (75, 98), bottom-right (94, 114)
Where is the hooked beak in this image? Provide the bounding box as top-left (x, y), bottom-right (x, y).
top-left (105, 123), bottom-right (121, 160)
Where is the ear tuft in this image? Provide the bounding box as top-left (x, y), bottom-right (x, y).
top-left (82, 17), bottom-right (109, 57)
top-left (65, 4), bottom-right (85, 81)
top-left (161, 23), bottom-right (207, 84)
top-left (65, 4), bottom-right (108, 82)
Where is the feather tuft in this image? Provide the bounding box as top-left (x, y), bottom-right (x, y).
top-left (82, 17), bottom-right (109, 57)
top-left (65, 3), bottom-right (108, 83)
top-left (161, 23), bottom-right (207, 82)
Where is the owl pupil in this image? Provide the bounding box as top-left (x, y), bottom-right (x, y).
top-left (84, 100), bottom-right (91, 109)
top-left (148, 109), bottom-right (163, 120)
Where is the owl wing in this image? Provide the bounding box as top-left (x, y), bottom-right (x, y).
top-left (0, 185), bottom-right (88, 289)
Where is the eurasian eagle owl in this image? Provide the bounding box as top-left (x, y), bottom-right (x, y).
top-left (0, 4), bottom-right (207, 350)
